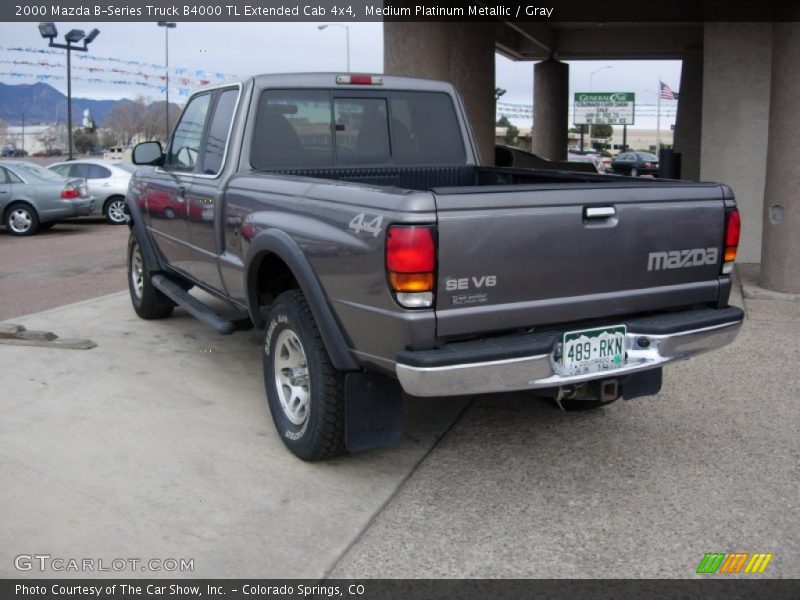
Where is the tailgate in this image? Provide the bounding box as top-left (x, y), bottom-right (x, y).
top-left (433, 183), bottom-right (726, 338)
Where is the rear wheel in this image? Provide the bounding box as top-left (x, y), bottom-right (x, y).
top-left (4, 203), bottom-right (39, 236)
top-left (263, 290), bottom-right (346, 461)
top-left (127, 233), bottom-right (174, 319)
top-left (104, 196), bottom-right (128, 225)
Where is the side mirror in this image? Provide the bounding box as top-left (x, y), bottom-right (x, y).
top-left (132, 141), bottom-right (164, 166)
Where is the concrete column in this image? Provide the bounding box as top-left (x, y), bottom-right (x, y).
top-left (759, 23), bottom-right (800, 293)
top-left (700, 23), bottom-right (772, 264)
top-left (532, 59), bottom-right (568, 161)
top-left (673, 48), bottom-right (703, 180)
top-left (383, 22), bottom-right (495, 164)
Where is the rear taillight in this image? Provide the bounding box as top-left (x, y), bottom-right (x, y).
top-left (61, 186), bottom-right (80, 199)
top-left (386, 225), bottom-right (436, 308)
top-left (722, 208), bottom-right (741, 274)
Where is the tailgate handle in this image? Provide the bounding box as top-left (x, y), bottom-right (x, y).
top-left (585, 206), bottom-right (616, 219)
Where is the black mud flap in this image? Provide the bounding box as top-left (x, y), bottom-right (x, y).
top-left (622, 368), bottom-right (663, 401)
top-left (345, 371), bottom-right (403, 453)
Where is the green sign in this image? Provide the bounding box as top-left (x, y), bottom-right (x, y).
top-left (574, 92), bottom-right (635, 126)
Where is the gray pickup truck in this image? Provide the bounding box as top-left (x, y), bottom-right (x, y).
top-left (126, 73), bottom-right (743, 461)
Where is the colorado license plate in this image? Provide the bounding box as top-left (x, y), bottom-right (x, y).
top-left (561, 325), bottom-right (626, 375)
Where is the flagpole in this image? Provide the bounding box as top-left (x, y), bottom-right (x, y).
top-left (656, 79), bottom-right (661, 152)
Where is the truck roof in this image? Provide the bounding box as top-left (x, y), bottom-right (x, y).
top-left (195, 73), bottom-right (458, 94)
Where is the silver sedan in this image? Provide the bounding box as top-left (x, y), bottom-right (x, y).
top-left (0, 161), bottom-right (93, 236)
top-left (48, 159), bottom-right (135, 224)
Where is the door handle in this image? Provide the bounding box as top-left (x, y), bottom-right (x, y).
top-left (585, 206), bottom-right (616, 219)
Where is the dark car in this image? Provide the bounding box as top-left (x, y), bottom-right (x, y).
top-left (612, 151), bottom-right (660, 177)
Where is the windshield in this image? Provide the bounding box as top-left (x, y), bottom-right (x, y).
top-left (636, 152), bottom-right (659, 161)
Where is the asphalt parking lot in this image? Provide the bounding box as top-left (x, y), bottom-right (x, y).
top-left (0, 218), bottom-right (128, 321)
top-left (1, 226), bottom-right (798, 579)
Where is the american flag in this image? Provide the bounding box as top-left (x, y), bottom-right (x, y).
top-left (660, 81), bottom-right (679, 100)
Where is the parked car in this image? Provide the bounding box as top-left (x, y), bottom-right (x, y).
top-left (1, 148), bottom-right (27, 158)
top-left (49, 159), bottom-right (135, 224)
top-left (496, 145), bottom-right (598, 173)
top-left (611, 151), bottom-right (660, 177)
top-left (126, 73), bottom-right (742, 461)
top-left (0, 161), bottom-right (93, 236)
top-left (567, 148), bottom-right (606, 173)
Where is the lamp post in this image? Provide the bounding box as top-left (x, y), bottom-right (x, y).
top-left (587, 65), bottom-right (613, 147)
top-left (589, 65), bottom-right (613, 92)
top-left (318, 24), bottom-right (350, 72)
top-left (38, 23), bottom-right (99, 160)
top-left (158, 21), bottom-right (177, 143)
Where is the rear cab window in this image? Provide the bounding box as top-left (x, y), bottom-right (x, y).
top-left (250, 89), bottom-right (466, 169)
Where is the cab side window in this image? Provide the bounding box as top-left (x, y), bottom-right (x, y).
top-left (168, 93), bottom-right (212, 172)
top-left (201, 88), bottom-right (239, 175)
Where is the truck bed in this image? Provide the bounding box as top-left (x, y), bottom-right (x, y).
top-left (257, 164), bottom-right (714, 192)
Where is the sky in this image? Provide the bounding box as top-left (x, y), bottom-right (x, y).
top-left (0, 21), bottom-right (681, 129)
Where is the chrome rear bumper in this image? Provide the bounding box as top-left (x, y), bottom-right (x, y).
top-left (396, 313), bottom-right (743, 398)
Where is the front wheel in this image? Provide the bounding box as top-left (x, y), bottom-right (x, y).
top-left (104, 196), bottom-right (128, 224)
top-left (263, 290), bottom-right (346, 461)
top-left (5, 203), bottom-right (39, 236)
top-left (127, 233), bottom-right (174, 319)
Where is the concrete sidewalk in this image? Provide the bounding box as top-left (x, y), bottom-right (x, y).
top-left (330, 281), bottom-right (800, 578)
top-left (3, 281), bottom-right (798, 579)
top-left (0, 293), bottom-right (467, 578)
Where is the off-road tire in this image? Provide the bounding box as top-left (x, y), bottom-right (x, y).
top-left (127, 233), bottom-right (174, 319)
top-left (263, 290), bottom-right (346, 461)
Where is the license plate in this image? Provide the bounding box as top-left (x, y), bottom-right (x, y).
top-left (561, 325), bottom-right (626, 375)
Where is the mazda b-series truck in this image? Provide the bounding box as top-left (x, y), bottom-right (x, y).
top-left (125, 73), bottom-right (743, 461)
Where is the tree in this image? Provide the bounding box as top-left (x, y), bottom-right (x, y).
top-left (495, 87), bottom-right (507, 101)
top-left (496, 116), bottom-right (519, 145)
top-left (105, 98), bottom-right (147, 146)
top-left (99, 129), bottom-right (119, 149)
top-left (73, 128), bottom-right (97, 154)
top-left (591, 124), bottom-right (613, 139)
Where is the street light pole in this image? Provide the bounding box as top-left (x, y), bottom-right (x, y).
top-left (318, 24), bottom-right (350, 71)
top-left (158, 22), bottom-right (177, 143)
top-left (588, 65), bottom-right (613, 147)
top-left (38, 23), bottom-right (99, 160)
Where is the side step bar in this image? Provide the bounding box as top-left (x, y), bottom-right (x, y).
top-left (151, 274), bottom-right (244, 335)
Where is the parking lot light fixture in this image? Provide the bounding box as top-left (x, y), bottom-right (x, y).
top-left (38, 22), bottom-right (100, 160)
top-left (38, 22), bottom-right (57, 39)
top-left (318, 24), bottom-right (351, 72)
top-left (64, 29), bottom-right (85, 44)
top-left (158, 21), bottom-right (177, 142)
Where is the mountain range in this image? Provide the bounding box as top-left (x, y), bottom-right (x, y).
top-left (0, 82), bottom-right (177, 127)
